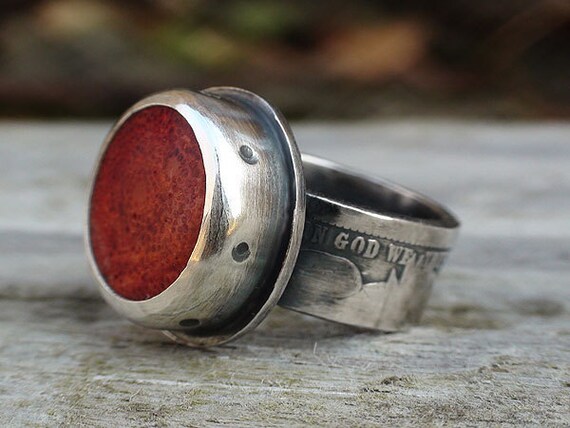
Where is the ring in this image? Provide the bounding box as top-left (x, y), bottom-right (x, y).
top-left (85, 87), bottom-right (460, 347)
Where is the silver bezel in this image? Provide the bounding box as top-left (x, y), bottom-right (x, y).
top-left (85, 87), bottom-right (306, 347)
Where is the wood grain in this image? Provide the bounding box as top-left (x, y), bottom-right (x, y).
top-left (0, 122), bottom-right (568, 426)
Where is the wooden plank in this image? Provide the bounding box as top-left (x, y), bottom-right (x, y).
top-left (0, 122), bottom-right (568, 426)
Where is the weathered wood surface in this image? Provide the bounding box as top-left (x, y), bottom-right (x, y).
top-left (0, 121), bottom-right (569, 427)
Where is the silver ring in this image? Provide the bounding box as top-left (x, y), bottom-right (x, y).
top-left (85, 86), bottom-right (460, 347)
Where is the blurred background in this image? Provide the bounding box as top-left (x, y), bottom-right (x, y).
top-left (1, 0), bottom-right (569, 120)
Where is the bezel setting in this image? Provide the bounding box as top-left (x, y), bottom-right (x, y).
top-left (86, 87), bottom-right (306, 347)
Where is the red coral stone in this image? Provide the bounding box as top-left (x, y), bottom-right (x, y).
top-left (89, 106), bottom-right (206, 301)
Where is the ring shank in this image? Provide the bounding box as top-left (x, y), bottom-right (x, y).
top-left (278, 155), bottom-right (460, 331)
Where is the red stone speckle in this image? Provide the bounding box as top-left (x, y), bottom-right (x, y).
top-left (89, 106), bottom-right (206, 301)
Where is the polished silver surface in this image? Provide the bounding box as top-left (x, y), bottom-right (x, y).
top-left (86, 86), bottom-right (460, 347)
top-left (86, 87), bottom-right (306, 347)
top-left (280, 156), bottom-right (460, 331)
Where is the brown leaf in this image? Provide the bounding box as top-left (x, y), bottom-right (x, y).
top-left (35, 0), bottom-right (120, 38)
top-left (319, 20), bottom-right (430, 83)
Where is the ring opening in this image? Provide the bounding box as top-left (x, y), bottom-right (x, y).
top-left (303, 158), bottom-right (458, 228)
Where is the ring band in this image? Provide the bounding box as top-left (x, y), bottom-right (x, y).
top-left (86, 86), bottom-right (460, 347)
top-left (281, 156), bottom-right (459, 331)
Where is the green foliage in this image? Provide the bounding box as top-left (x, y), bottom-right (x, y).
top-left (151, 25), bottom-right (244, 69)
top-left (224, 1), bottom-right (305, 40)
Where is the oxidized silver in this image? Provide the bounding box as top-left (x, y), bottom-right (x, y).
top-left (281, 156), bottom-right (459, 331)
top-left (85, 86), bottom-right (460, 347)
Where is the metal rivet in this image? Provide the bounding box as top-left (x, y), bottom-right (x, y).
top-left (232, 242), bottom-right (251, 262)
top-left (179, 319), bottom-right (200, 328)
top-left (239, 145), bottom-right (258, 164)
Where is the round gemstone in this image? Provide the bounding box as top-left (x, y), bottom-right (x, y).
top-left (89, 106), bottom-right (206, 301)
